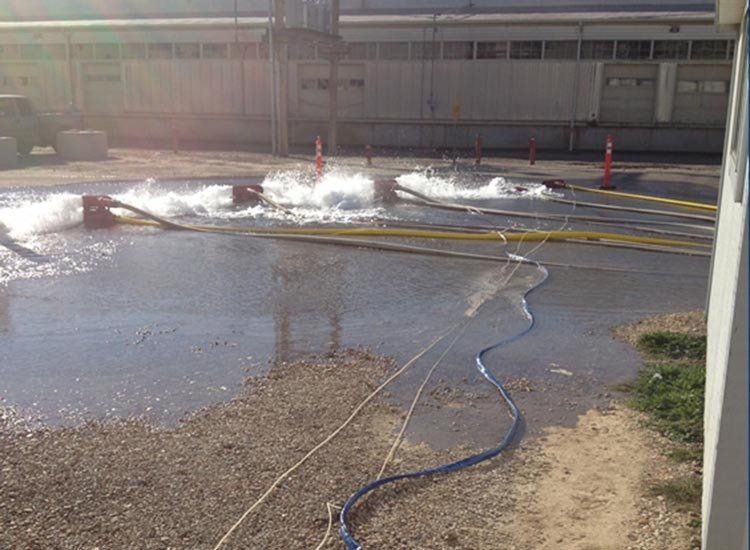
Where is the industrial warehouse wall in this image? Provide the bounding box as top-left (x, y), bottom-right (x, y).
top-left (702, 7), bottom-right (748, 549)
top-left (0, 20), bottom-right (736, 152)
top-left (65, 57), bottom-right (730, 152)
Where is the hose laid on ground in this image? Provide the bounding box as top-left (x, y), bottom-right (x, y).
top-left (116, 214), bottom-right (707, 269)
top-left (114, 214), bottom-right (708, 260)
top-left (371, 217), bottom-right (713, 243)
top-left (548, 197), bottom-right (715, 222)
top-left (107, 200), bottom-right (708, 250)
top-left (339, 254), bottom-right (548, 549)
top-left (396, 191), bottom-right (714, 232)
top-left (566, 184), bottom-right (717, 212)
top-left (211, 326), bottom-right (462, 549)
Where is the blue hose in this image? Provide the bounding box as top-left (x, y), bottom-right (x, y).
top-left (339, 256), bottom-right (549, 549)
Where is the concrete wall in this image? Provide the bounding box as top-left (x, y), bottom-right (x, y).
top-left (702, 4), bottom-right (748, 549)
top-left (0, 17), bottom-right (736, 151)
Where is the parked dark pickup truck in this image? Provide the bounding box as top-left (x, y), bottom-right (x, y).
top-left (0, 94), bottom-right (82, 155)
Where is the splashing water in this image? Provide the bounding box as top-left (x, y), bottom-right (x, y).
top-left (396, 170), bottom-right (552, 200)
top-left (0, 170), bottom-right (547, 284)
top-left (0, 192), bottom-right (83, 239)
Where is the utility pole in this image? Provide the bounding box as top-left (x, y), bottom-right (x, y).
top-left (274, 0), bottom-right (289, 156)
top-left (328, 0), bottom-right (340, 154)
top-left (267, 0), bottom-right (277, 155)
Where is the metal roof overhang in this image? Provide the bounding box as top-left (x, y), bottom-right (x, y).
top-left (0, 11), bottom-right (715, 33)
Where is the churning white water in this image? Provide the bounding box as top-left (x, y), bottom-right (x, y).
top-left (0, 169), bottom-right (553, 285)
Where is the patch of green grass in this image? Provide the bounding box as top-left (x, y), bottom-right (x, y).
top-left (636, 331), bottom-right (706, 361)
top-left (649, 476), bottom-right (702, 513)
top-left (666, 446), bottom-right (703, 463)
top-left (628, 360), bottom-right (705, 444)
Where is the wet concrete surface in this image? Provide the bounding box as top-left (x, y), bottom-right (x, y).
top-left (0, 170), bottom-right (713, 449)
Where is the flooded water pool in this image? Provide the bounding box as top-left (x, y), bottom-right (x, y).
top-left (0, 168), bottom-right (711, 440)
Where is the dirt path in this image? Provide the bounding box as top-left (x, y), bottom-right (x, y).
top-left (512, 406), bottom-right (695, 550)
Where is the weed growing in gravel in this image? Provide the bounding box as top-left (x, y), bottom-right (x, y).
top-left (649, 477), bottom-right (703, 513)
top-left (623, 330), bottom-right (706, 528)
top-left (636, 331), bottom-right (706, 361)
top-left (628, 360), bottom-right (705, 444)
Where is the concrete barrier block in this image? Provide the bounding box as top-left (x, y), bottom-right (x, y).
top-left (0, 137), bottom-right (18, 169)
top-left (57, 130), bottom-right (108, 161)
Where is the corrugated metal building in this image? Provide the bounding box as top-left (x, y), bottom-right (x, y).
top-left (0, 1), bottom-right (737, 151)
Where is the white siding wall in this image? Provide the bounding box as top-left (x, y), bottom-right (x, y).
top-left (123, 60), bottom-right (269, 115)
top-left (702, 7), bottom-right (748, 550)
top-left (363, 60), bottom-right (599, 121)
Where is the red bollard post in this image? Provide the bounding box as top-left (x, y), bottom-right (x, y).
top-left (365, 144), bottom-right (373, 167)
top-left (475, 134), bottom-right (482, 165)
top-left (315, 135), bottom-right (323, 181)
top-left (529, 136), bottom-right (537, 165)
top-left (601, 135), bottom-right (615, 189)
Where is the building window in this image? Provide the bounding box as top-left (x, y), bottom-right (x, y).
top-left (0, 44), bottom-right (19, 60)
top-left (95, 43), bottom-right (120, 60)
top-left (149, 43), bottom-right (174, 59)
top-left (544, 40), bottom-right (578, 59)
top-left (345, 42), bottom-right (377, 60)
top-left (230, 43), bottom-right (258, 59)
top-left (442, 41), bottom-right (473, 60)
top-left (510, 41), bottom-right (542, 59)
top-left (607, 77), bottom-right (654, 88)
top-left (411, 42), bottom-right (439, 60)
top-left (201, 43), bottom-right (228, 59)
top-left (379, 42), bottom-right (409, 60)
top-left (616, 40), bottom-right (652, 60)
top-left (690, 40), bottom-right (729, 60)
top-left (677, 80), bottom-right (699, 93)
top-left (678, 80), bottom-right (729, 95)
top-left (258, 43), bottom-right (270, 59)
top-left (476, 41), bottom-right (507, 59)
top-left (122, 43), bottom-right (147, 59)
top-left (652, 40), bottom-right (688, 60)
top-left (85, 73), bottom-right (122, 83)
top-left (175, 43), bottom-right (200, 59)
top-left (728, 40), bottom-right (735, 60)
top-left (580, 40), bottom-right (614, 59)
top-left (702, 80), bottom-right (729, 94)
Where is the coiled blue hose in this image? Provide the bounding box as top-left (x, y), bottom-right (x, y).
top-left (339, 255), bottom-right (549, 549)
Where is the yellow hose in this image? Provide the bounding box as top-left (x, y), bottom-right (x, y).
top-left (114, 215), bottom-right (709, 249)
top-left (567, 184), bottom-right (717, 212)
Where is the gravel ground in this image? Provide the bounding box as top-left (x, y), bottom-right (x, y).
top-left (1, 339), bottom-right (705, 549)
top-left (613, 310), bottom-right (707, 550)
top-left (0, 349), bottom-right (527, 549)
top-left (612, 309), bottom-right (706, 347)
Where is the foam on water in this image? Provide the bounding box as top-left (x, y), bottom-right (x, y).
top-left (0, 192), bottom-right (83, 239)
top-left (113, 181), bottom-right (234, 219)
top-left (395, 170), bottom-right (551, 200)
